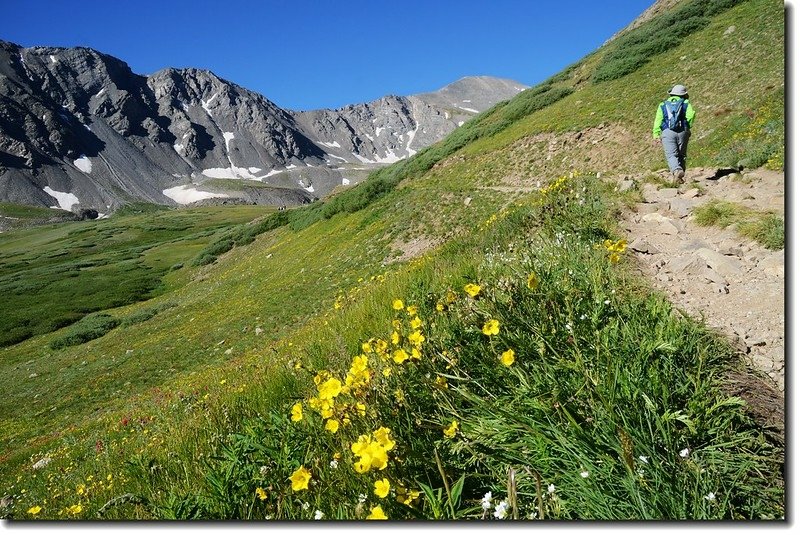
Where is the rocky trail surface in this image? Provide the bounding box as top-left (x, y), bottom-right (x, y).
top-left (611, 167), bottom-right (784, 431)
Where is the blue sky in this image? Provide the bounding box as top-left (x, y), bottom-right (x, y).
top-left (2, 0), bottom-right (655, 111)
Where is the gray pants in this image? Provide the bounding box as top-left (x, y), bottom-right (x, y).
top-left (661, 129), bottom-right (690, 172)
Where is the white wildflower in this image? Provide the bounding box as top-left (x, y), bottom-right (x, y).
top-left (638, 455), bottom-right (649, 464)
top-left (580, 470), bottom-right (589, 478)
top-left (358, 493), bottom-right (367, 504)
top-left (329, 459), bottom-right (338, 469)
top-left (259, 465), bottom-right (269, 477)
top-left (704, 492), bottom-right (716, 501)
top-left (481, 491), bottom-right (492, 511)
top-left (302, 502), bottom-right (310, 511)
top-left (604, 299), bottom-right (611, 305)
top-left (547, 483), bottom-right (555, 494)
top-left (494, 500), bottom-right (508, 519)
top-left (679, 448), bottom-right (690, 458)
top-left (314, 510), bottom-right (324, 520)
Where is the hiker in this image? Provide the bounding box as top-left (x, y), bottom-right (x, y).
top-left (653, 84), bottom-right (695, 183)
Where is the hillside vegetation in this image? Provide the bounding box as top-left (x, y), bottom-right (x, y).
top-left (0, 0), bottom-right (783, 521)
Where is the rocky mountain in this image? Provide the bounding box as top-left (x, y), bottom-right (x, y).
top-left (0, 41), bottom-right (527, 214)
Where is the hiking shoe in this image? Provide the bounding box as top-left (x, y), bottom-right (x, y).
top-left (672, 169), bottom-right (685, 184)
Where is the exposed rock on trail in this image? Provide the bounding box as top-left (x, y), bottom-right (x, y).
top-left (612, 166), bottom-right (784, 430)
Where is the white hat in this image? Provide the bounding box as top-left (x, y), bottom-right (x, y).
top-left (669, 84), bottom-right (688, 96)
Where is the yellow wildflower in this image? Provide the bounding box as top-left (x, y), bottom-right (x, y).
top-left (362, 340), bottom-right (373, 353)
top-left (500, 349), bottom-right (515, 367)
top-left (408, 330), bottom-right (425, 347)
top-left (366, 505), bottom-right (388, 519)
top-left (411, 347), bottom-right (421, 360)
top-left (356, 401), bottom-right (367, 416)
top-left (482, 319), bottom-right (500, 336)
top-left (464, 283), bottom-right (481, 298)
top-left (396, 486), bottom-right (422, 506)
top-left (383, 367), bottom-right (392, 377)
top-left (406, 305), bottom-right (418, 316)
top-left (393, 349), bottom-right (409, 364)
top-left (609, 252), bottom-right (621, 263)
top-left (66, 504), bottom-right (82, 515)
top-left (375, 339), bottom-right (388, 353)
top-left (445, 289), bottom-right (458, 303)
top-left (318, 378), bottom-right (342, 400)
top-left (373, 427), bottom-right (396, 451)
top-left (27, 506), bottom-right (42, 515)
top-left (527, 272), bottom-right (539, 290)
top-left (444, 420), bottom-right (459, 439)
top-left (325, 419), bottom-right (340, 434)
top-left (436, 302), bottom-right (445, 312)
top-left (392, 299), bottom-right (404, 310)
top-left (290, 402), bottom-right (303, 422)
top-left (435, 376), bottom-right (449, 389)
top-left (289, 466), bottom-right (312, 491)
top-left (256, 487), bottom-right (268, 501)
top-left (374, 478), bottom-right (391, 499)
top-left (409, 316), bottom-right (423, 330)
top-left (391, 331), bottom-right (401, 345)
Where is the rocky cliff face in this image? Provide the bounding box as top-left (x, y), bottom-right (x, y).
top-left (0, 40), bottom-right (526, 213)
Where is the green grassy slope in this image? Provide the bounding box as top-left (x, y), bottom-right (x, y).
top-left (0, 0), bottom-right (783, 521)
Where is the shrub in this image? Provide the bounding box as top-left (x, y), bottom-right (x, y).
top-left (49, 313), bottom-right (120, 349)
top-left (592, 0), bottom-right (744, 83)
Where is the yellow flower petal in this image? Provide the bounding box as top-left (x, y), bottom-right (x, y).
top-left (500, 349), bottom-right (515, 367)
top-left (366, 505), bottom-right (388, 519)
top-left (374, 478), bottom-right (391, 498)
top-left (289, 466), bottom-right (312, 491)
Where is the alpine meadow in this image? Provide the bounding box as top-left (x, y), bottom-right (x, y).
top-left (0, 0), bottom-right (785, 521)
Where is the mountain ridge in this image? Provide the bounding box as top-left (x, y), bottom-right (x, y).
top-left (0, 40), bottom-right (527, 214)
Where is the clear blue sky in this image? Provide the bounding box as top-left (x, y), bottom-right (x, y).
top-left (2, 0), bottom-right (654, 111)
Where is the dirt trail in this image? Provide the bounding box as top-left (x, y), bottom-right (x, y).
top-left (610, 167), bottom-right (784, 430)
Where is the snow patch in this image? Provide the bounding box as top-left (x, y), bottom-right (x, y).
top-left (264, 169), bottom-right (283, 177)
top-left (458, 121), bottom-right (465, 127)
top-left (73, 155), bottom-right (92, 173)
top-left (299, 181), bottom-right (315, 193)
top-left (200, 166), bottom-right (263, 180)
top-left (342, 178), bottom-right (350, 185)
top-left (96, 88), bottom-right (105, 97)
top-left (375, 127), bottom-right (385, 136)
top-left (223, 131), bottom-right (235, 151)
top-left (352, 152), bottom-right (376, 164)
top-left (319, 141), bottom-right (341, 148)
top-left (49, 55), bottom-right (57, 63)
top-left (327, 154), bottom-right (348, 163)
top-left (201, 92), bottom-right (219, 115)
top-left (405, 103), bottom-right (420, 157)
top-left (462, 99), bottom-right (471, 103)
top-left (456, 105), bottom-right (479, 113)
top-left (43, 186), bottom-right (80, 211)
top-left (286, 164), bottom-right (298, 170)
top-left (374, 148), bottom-right (402, 164)
top-left (163, 185), bottom-right (229, 204)
top-left (248, 167), bottom-right (262, 173)
top-left (173, 143), bottom-right (184, 153)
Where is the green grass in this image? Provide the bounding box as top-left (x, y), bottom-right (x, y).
top-left (0, 205), bottom-right (273, 347)
top-left (693, 200), bottom-right (784, 250)
top-left (0, 0), bottom-right (784, 522)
